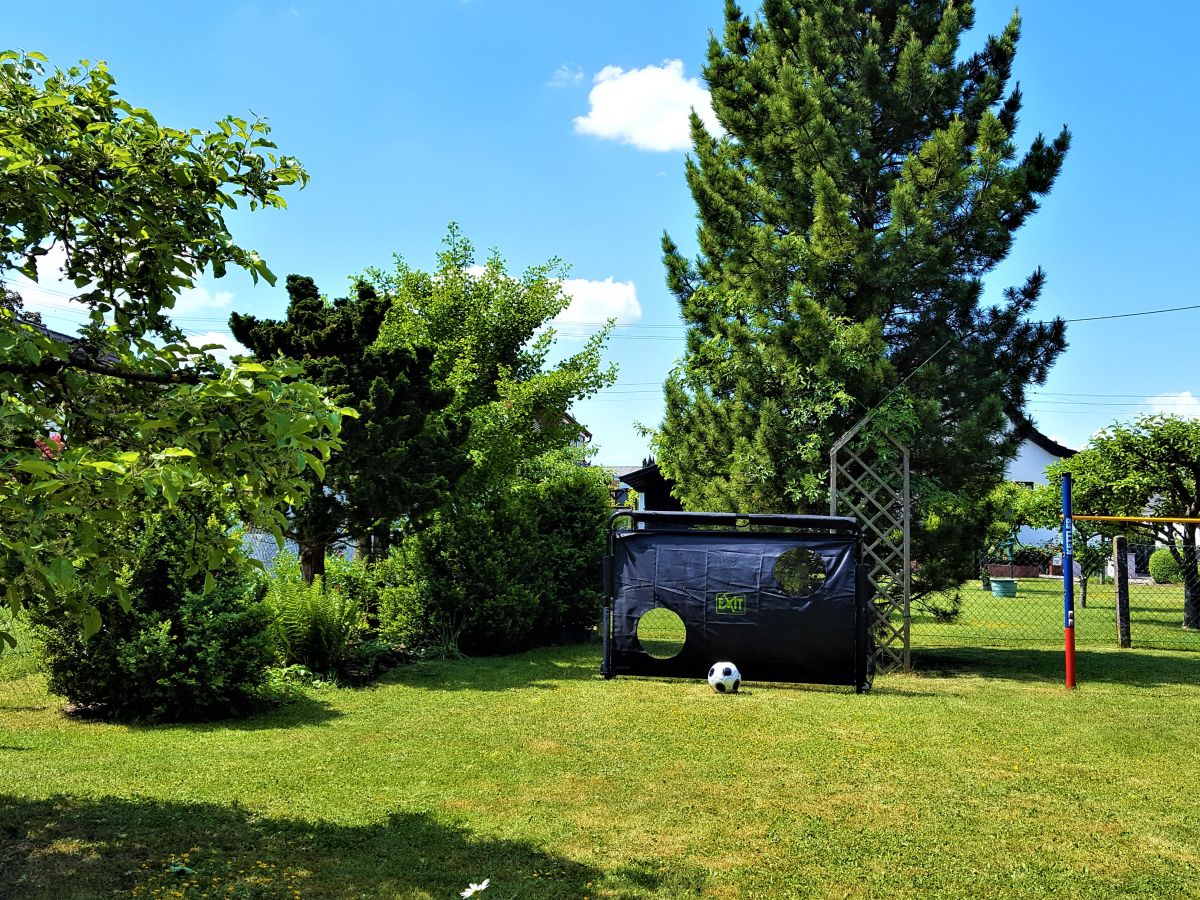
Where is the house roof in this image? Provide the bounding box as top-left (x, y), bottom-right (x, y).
top-left (603, 465), bottom-right (643, 480)
top-left (617, 462), bottom-right (667, 493)
top-left (562, 411), bottom-right (592, 442)
top-left (20, 317), bottom-right (78, 344)
top-left (1007, 410), bottom-right (1076, 458)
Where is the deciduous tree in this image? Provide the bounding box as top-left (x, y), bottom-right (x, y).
top-left (0, 51), bottom-right (347, 640)
top-left (1045, 416), bottom-right (1200, 629)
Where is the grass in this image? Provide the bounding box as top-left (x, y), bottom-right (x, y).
top-left (0, 614), bottom-right (40, 684)
top-left (3, 643), bottom-right (1200, 898)
top-left (913, 577), bottom-right (1200, 650)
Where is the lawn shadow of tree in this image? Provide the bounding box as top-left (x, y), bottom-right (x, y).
top-left (0, 793), bottom-right (626, 899)
top-left (913, 646), bottom-right (1200, 688)
top-left (384, 643), bottom-right (603, 693)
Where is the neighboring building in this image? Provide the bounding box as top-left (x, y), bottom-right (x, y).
top-left (605, 458), bottom-right (682, 513)
top-left (1006, 415), bottom-right (1076, 487)
top-left (1006, 414), bottom-right (1076, 545)
top-left (604, 465), bottom-right (642, 508)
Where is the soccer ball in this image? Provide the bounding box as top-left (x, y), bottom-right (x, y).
top-left (707, 661), bottom-right (741, 694)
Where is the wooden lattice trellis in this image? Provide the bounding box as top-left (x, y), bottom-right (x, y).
top-left (830, 416), bottom-right (911, 673)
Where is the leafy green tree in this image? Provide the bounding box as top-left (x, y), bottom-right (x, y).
top-left (0, 51), bottom-right (348, 640)
top-left (372, 226), bottom-right (615, 496)
top-left (230, 275), bottom-right (466, 582)
top-left (368, 227), bottom-right (617, 653)
top-left (1045, 416), bottom-right (1200, 629)
top-left (655, 1), bottom-right (1070, 593)
top-left (1021, 481), bottom-right (1118, 607)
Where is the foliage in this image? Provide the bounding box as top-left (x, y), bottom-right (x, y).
top-left (653, 2), bottom-right (1070, 596)
top-left (371, 226), bottom-right (615, 494)
top-left (1049, 415), bottom-right (1200, 627)
top-left (378, 449), bottom-right (612, 655)
top-left (230, 276), bottom-right (465, 581)
top-left (367, 229), bottom-right (616, 655)
top-left (33, 496), bottom-right (275, 721)
top-left (264, 552), bottom-right (364, 675)
top-left (0, 610), bottom-right (39, 682)
top-left (1011, 545), bottom-right (1053, 568)
top-left (1149, 548), bottom-right (1182, 585)
top-left (0, 50), bottom-right (349, 641)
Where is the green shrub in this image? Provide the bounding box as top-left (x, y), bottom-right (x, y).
top-left (1149, 547), bottom-right (1182, 584)
top-left (264, 552), bottom-right (364, 674)
top-left (35, 497), bottom-right (275, 722)
top-left (378, 455), bottom-right (610, 656)
top-left (1012, 545), bottom-right (1053, 568)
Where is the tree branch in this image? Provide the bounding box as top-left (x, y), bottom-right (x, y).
top-left (0, 348), bottom-right (202, 385)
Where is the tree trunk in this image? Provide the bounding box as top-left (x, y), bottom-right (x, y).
top-left (372, 527), bottom-right (390, 563)
top-left (1183, 525), bottom-right (1200, 631)
top-left (299, 542), bottom-right (326, 585)
top-left (356, 534), bottom-right (372, 564)
top-left (1080, 576), bottom-right (1088, 608)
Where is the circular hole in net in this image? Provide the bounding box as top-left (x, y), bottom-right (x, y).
top-left (774, 547), bottom-right (827, 597)
top-left (636, 607), bottom-right (687, 659)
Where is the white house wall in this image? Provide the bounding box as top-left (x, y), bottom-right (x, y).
top-left (1009, 437), bottom-right (1064, 545)
top-left (1007, 439), bottom-right (1061, 486)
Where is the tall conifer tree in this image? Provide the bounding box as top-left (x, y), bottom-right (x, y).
top-left (657, 0), bottom-right (1070, 591)
top-left (231, 276), bottom-right (466, 582)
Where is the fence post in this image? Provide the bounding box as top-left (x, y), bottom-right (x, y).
top-left (1114, 535), bottom-right (1132, 648)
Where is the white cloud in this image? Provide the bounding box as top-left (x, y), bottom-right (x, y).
top-left (186, 330), bottom-right (249, 367)
top-left (555, 277), bottom-right (641, 327)
top-left (170, 285), bottom-right (235, 317)
top-left (573, 59), bottom-right (720, 152)
top-left (549, 64), bottom-right (584, 87)
top-left (1146, 391), bottom-right (1200, 418)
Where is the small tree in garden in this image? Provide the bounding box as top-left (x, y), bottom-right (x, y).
top-left (368, 228), bottom-right (617, 654)
top-left (1020, 480), bottom-right (1117, 607)
top-left (230, 275), bottom-right (466, 583)
top-left (0, 51), bottom-right (349, 640)
top-left (1047, 416), bottom-right (1200, 629)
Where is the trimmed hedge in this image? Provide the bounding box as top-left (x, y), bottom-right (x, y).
top-left (1149, 548), bottom-right (1182, 585)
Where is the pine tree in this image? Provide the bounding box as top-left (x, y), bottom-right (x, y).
top-left (231, 276), bottom-right (466, 582)
top-left (657, 0), bottom-right (1070, 592)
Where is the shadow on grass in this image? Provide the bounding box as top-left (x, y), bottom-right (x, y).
top-left (913, 645), bottom-right (1200, 687)
top-left (0, 794), bottom-right (626, 899)
top-left (0, 676), bottom-right (343, 733)
top-left (154, 693), bottom-right (344, 733)
top-left (385, 642), bottom-right (604, 693)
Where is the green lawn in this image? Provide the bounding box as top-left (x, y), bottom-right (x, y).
top-left (913, 577), bottom-right (1200, 651)
top-left (3, 643), bottom-right (1200, 898)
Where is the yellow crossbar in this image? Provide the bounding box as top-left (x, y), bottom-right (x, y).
top-left (1063, 515), bottom-right (1200, 524)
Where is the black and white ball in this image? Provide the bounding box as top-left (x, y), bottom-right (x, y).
top-left (707, 661), bottom-right (741, 694)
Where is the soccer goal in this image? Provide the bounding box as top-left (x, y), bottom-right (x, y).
top-left (602, 511), bottom-right (873, 692)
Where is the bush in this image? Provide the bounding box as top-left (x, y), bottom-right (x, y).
top-left (35, 497), bottom-right (275, 722)
top-left (1012, 545), bottom-right (1053, 568)
top-left (1149, 548), bottom-right (1182, 584)
top-left (378, 456), bottom-right (611, 656)
top-left (264, 552), bottom-right (365, 674)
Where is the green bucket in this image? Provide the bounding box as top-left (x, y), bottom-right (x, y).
top-left (990, 578), bottom-right (1018, 598)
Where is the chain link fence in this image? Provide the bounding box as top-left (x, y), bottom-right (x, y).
top-left (912, 542), bottom-right (1200, 651)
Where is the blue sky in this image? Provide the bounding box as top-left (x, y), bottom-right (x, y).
top-left (8, 1), bottom-right (1200, 463)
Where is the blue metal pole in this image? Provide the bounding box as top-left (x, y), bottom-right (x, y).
top-left (1062, 472), bottom-right (1077, 688)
